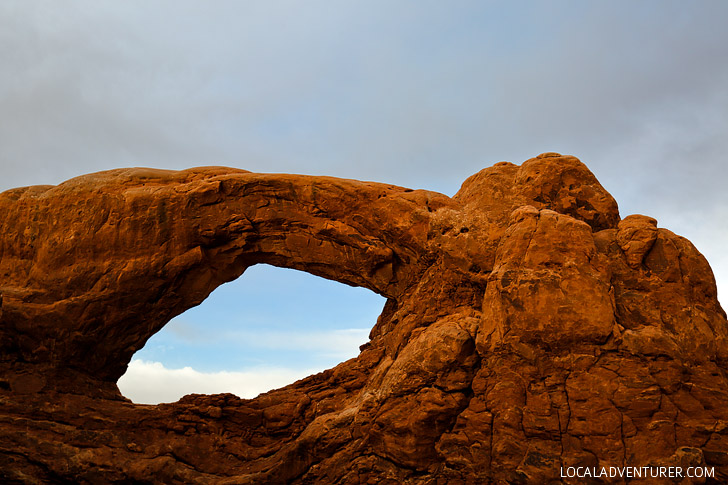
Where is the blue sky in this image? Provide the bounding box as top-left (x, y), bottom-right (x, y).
top-left (133, 265), bottom-right (383, 373)
top-left (118, 265), bottom-right (384, 403)
top-left (2, 1), bottom-right (727, 403)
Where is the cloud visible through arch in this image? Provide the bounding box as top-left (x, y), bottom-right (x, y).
top-left (118, 327), bottom-right (370, 404)
top-left (118, 326), bottom-right (373, 404)
top-left (118, 360), bottom-right (320, 405)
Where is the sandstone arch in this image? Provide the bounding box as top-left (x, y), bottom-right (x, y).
top-left (0, 167), bottom-right (446, 382)
top-left (1, 153), bottom-right (727, 483)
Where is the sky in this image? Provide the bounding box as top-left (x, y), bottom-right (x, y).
top-left (119, 265), bottom-right (384, 404)
top-left (1, 1), bottom-right (726, 403)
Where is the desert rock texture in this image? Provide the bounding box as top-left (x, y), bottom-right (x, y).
top-left (1, 153), bottom-right (727, 483)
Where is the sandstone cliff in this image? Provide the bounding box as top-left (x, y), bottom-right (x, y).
top-left (1, 153), bottom-right (726, 483)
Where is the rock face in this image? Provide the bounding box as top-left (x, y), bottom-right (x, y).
top-left (1, 153), bottom-right (727, 483)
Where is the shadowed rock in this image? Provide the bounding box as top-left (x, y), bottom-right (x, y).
top-left (1, 153), bottom-right (726, 483)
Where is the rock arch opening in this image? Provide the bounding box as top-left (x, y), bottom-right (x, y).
top-left (117, 264), bottom-right (386, 404)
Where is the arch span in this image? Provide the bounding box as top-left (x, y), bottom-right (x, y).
top-left (0, 167), bottom-right (449, 382)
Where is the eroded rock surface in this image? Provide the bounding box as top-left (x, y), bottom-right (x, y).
top-left (1, 153), bottom-right (726, 483)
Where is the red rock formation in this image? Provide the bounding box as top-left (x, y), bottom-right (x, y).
top-left (1, 153), bottom-right (726, 483)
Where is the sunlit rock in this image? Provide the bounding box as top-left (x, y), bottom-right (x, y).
top-left (1, 154), bottom-right (726, 482)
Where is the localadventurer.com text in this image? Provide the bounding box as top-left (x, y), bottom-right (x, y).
top-left (560, 466), bottom-right (715, 480)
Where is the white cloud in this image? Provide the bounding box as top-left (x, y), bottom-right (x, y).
top-left (117, 359), bottom-right (319, 405)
